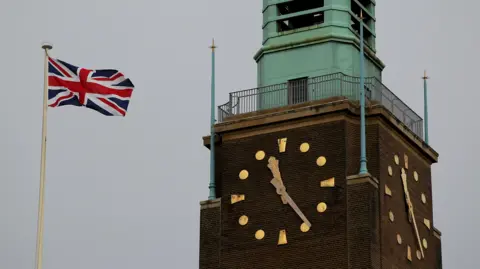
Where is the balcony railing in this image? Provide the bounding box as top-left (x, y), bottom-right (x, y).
top-left (218, 72), bottom-right (424, 138)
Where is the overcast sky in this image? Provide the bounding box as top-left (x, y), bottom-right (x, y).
top-left (2, 0), bottom-right (478, 268)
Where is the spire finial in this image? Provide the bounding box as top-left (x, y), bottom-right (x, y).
top-left (360, 10), bottom-right (364, 20)
top-left (422, 69), bottom-right (429, 80)
top-left (209, 38), bottom-right (217, 51)
top-left (422, 69), bottom-right (430, 144)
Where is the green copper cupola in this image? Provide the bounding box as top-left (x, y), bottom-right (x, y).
top-left (255, 0), bottom-right (385, 87)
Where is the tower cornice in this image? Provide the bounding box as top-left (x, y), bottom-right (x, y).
top-left (254, 33), bottom-right (385, 71)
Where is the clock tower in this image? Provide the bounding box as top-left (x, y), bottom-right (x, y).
top-left (199, 2), bottom-right (443, 269)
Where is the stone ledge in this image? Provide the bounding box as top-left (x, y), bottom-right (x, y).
top-left (222, 96), bottom-right (346, 124)
top-left (204, 99), bottom-right (439, 163)
top-left (199, 198), bottom-right (221, 209)
top-left (346, 173), bottom-right (379, 188)
top-left (433, 227), bottom-right (442, 239)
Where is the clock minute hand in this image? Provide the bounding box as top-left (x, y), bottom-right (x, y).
top-left (401, 173), bottom-right (425, 259)
top-left (410, 206), bottom-right (425, 258)
top-left (401, 173), bottom-right (413, 223)
top-left (270, 179), bottom-right (312, 228)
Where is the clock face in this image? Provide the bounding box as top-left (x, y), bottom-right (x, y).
top-left (228, 136), bottom-right (337, 246)
top-left (384, 153), bottom-right (432, 264)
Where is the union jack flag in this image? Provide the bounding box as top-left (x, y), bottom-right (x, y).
top-left (48, 57), bottom-right (134, 116)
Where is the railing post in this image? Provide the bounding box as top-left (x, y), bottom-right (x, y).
top-left (370, 79), bottom-right (375, 102)
top-left (228, 93), bottom-right (233, 114)
top-left (340, 75), bottom-right (343, 97)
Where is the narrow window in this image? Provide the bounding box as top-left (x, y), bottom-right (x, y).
top-left (288, 78), bottom-right (308, 105)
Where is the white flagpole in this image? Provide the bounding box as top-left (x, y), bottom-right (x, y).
top-left (35, 42), bottom-right (52, 269)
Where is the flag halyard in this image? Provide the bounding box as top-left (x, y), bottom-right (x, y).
top-left (47, 57), bottom-right (134, 116)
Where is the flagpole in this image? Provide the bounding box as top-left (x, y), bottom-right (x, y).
top-left (358, 11), bottom-right (368, 175)
top-left (35, 42), bottom-right (52, 269)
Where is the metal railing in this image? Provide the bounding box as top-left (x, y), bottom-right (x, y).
top-left (218, 72), bottom-right (423, 138)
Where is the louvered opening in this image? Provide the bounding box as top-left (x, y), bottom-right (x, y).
top-left (276, 1), bottom-right (325, 32)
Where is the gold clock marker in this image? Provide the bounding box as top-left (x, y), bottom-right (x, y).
top-left (424, 218), bottom-right (431, 230)
top-left (385, 185), bottom-right (392, 196)
top-left (278, 230), bottom-right (288, 245)
top-left (299, 142), bottom-right (310, 153)
top-left (278, 138), bottom-right (287, 153)
top-left (421, 193), bottom-right (427, 204)
top-left (300, 223), bottom-right (310, 232)
top-left (317, 202), bottom-right (327, 213)
top-left (407, 245), bottom-right (412, 261)
top-left (231, 194), bottom-right (245, 204)
top-left (416, 250), bottom-right (422, 260)
top-left (414, 171), bottom-right (419, 181)
top-left (238, 215), bottom-right (249, 226)
top-left (320, 177), bottom-right (335, 187)
top-left (404, 153), bottom-right (409, 169)
top-left (255, 150), bottom-right (265, 160)
top-left (389, 211), bottom-right (395, 222)
top-left (388, 166), bottom-right (393, 176)
top-left (423, 238), bottom-right (428, 249)
top-left (397, 234), bottom-right (402, 245)
top-left (316, 156), bottom-right (327, 167)
top-left (394, 155), bottom-right (400, 165)
top-left (255, 230), bottom-right (265, 240)
top-left (239, 170), bottom-right (249, 180)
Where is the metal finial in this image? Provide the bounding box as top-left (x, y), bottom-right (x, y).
top-left (41, 42), bottom-right (53, 51)
top-left (422, 70), bottom-right (429, 80)
top-left (422, 70), bottom-right (430, 144)
top-left (209, 39), bottom-right (217, 51)
top-left (360, 10), bottom-right (364, 20)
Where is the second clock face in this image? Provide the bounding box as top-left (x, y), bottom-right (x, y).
top-left (227, 136), bottom-right (339, 246)
top-left (384, 153), bottom-right (433, 265)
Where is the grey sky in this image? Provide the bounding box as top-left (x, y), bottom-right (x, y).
top-left (1, 0), bottom-right (477, 268)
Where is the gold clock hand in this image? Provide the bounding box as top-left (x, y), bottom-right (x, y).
top-left (401, 172), bottom-right (425, 258)
top-left (410, 208), bottom-right (425, 258)
top-left (270, 179), bottom-right (312, 228)
top-left (401, 172), bottom-right (413, 223)
top-left (267, 157), bottom-right (284, 185)
top-left (267, 156), bottom-right (287, 204)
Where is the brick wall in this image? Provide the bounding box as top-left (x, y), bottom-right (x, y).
top-left (199, 200), bottom-right (221, 269)
top-left (346, 177), bottom-right (381, 269)
top-left (199, 113), bottom-right (442, 269)
top-left (378, 124), bottom-right (439, 269)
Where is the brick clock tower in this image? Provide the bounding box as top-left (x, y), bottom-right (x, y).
top-left (200, 1), bottom-right (443, 269)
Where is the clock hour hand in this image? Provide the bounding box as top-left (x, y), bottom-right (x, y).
top-left (267, 157), bottom-right (287, 204)
top-left (271, 179), bottom-right (312, 228)
top-left (401, 171), bottom-right (425, 258)
top-left (401, 173), bottom-right (413, 223)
